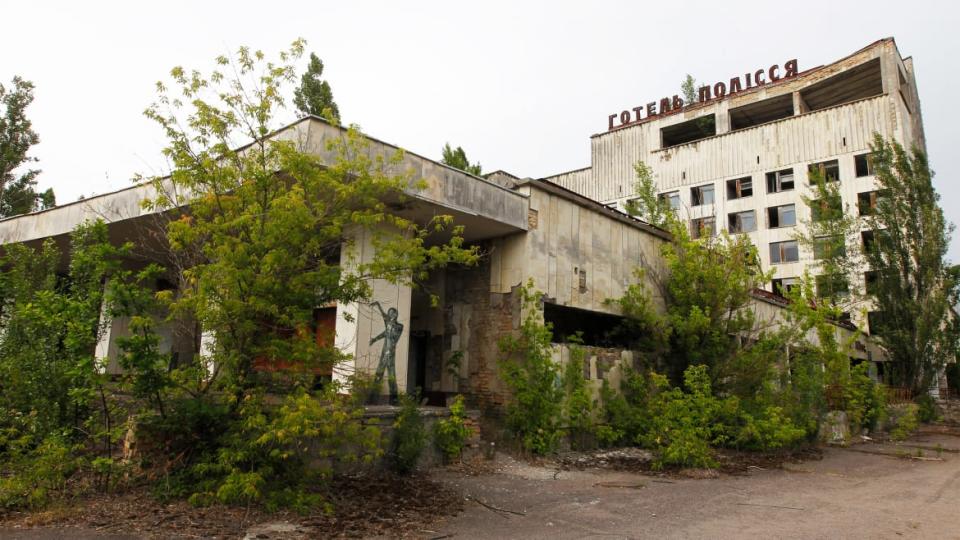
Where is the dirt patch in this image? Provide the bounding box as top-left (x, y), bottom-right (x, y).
top-left (0, 473), bottom-right (463, 539)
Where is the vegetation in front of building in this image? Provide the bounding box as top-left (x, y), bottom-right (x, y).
top-left (433, 395), bottom-right (472, 462)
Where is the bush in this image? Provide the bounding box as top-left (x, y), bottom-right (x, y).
top-left (433, 396), bottom-right (471, 462)
top-left (844, 363), bottom-right (887, 431)
top-left (915, 394), bottom-right (940, 423)
top-left (0, 433), bottom-right (78, 510)
top-left (562, 342), bottom-right (595, 450)
top-left (889, 404), bottom-right (920, 441)
top-left (391, 393), bottom-right (426, 474)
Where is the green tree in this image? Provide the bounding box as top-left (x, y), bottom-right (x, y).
top-left (680, 74), bottom-right (697, 105)
top-left (441, 143), bottom-right (481, 176)
top-left (864, 134), bottom-right (958, 395)
top-left (0, 76), bottom-right (54, 217)
top-left (624, 161), bottom-right (674, 228)
top-left (292, 52), bottom-right (340, 122)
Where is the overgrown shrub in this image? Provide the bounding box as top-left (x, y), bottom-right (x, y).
top-left (915, 394), bottom-right (940, 423)
top-left (499, 282), bottom-right (563, 455)
top-left (562, 341), bottom-right (595, 450)
top-left (889, 404), bottom-right (920, 441)
top-left (0, 432), bottom-right (77, 510)
top-left (433, 395), bottom-right (471, 462)
top-left (391, 393), bottom-right (426, 474)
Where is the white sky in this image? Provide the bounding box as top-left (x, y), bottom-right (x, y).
top-left (3, 1), bottom-right (959, 259)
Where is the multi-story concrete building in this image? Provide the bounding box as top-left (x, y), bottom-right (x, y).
top-left (546, 38), bottom-right (923, 333)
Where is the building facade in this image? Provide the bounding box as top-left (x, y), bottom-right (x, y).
top-left (546, 38), bottom-right (924, 334)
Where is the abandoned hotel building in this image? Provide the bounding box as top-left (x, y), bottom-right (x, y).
top-left (0, 38), bottom-right (925, 407)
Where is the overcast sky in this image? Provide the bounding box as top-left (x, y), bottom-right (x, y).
top-left (3, 1), bottom-right (959, 259)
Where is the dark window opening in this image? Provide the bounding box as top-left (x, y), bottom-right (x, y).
top-left (862, 230), bottom-right (876, 253)
top-left (799, 58), bottom-right (883, 112)
top-left (766, 168), bottom-right (795, 193)
top-left (726, 177), bottom-right (753, 199)
top-left (867, 310), bottom-right (887, 336)
top-left (864, 270), bottom-right (878, 295)
top-left (816, 273), bottom-right (849, 299)
top-left (857, 191), bottom-right (881, 215)
top-left (808, 159), bottom-right (840, 183)
top-left (661, 114), bottom-right (716, 148)
top-left (855, 153), bottom-right (875, 177)
top-left (813, 235), bottom-right (846, 260)
top-left (659, 191), bottom-right (680, 210)
top-left (544, 302), bottom-right (632, 348)
top-left (728, 210), bottom-right (756, 233)
top-left (729, 94), bottom-right (795, 131)
top-left (772, 277), bottom-right (799, 296)
top-left (690, 184), bottom-right (715, 206)
top-left (767, 204), bottom-right (796, 228)
top-left (770, 240), bottom-right (799, 264)
top-left (691, 217), bottom-right (716, 239)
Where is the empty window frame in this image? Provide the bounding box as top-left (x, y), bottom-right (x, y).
top-left (772, 277), bottom-right (799, 296)
top-left (857, 190), bottom-right (881, 215)
top-left (690, 184), bottom-right (715, 206)
top-left (728, 210), bottom-right (757, 233)
top-left (864, 270), bottom-right (878, 295)
top-left (808, 159), bottom-right (840, 183)
top-left (661, 114), bottom-right (717, 148)
top-left (766, 168), bottom-right (795, 193)
top-left (691, 216), bottom-right (716, 239)
top-left (862, 230), bottom-right (876, 253)
top-left (813, 235), bottom-right (846, 259)
top-left (867, 310), bottom-right (886, 336)
top-left (855, 153), bottom-right (875, 177)
top-left (810, 197), bottom-right (842, 222)
top-left (543, 302), bottom-right (631, 347)
top-left (659, 191), bottom-right (681, 210)
top-left (770, 240), bottom-right (799, 263)
top-left (726, 177), bottom-right (753, 200)
top-left (816, 273), bottom-right (850, 298)
top-left (767, 204), bottom-right (796, 228)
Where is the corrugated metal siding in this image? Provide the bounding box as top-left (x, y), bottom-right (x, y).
top-left (585, 95), bottom-right (893, 201)
top-left (543, 167), bottom-right (593, 199)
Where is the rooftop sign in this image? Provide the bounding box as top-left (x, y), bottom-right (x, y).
top-left (607, 59), bottom-right (799, 131)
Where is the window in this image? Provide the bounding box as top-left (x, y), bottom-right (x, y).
top-left (867, 310), bottom-right (887, 336)
top-left (862, 230), bottom-right (876, 253)
top-left (810, 197), bottom-right (842, 222)
top-left (766, 169), bottom-right (795, 193)
top-left (544, 303), bottom-right (632, 348)
top-left (691, 217), bottom-right (715, 239)
top-left (864, 270), bottom-right (878, 295)
top-left (855, 153), bottom-right (875, 177)
top-left (772, 277), bottom-right (799, 296)
top-left (728, 210), bottom-right (756, 233)
top-left (767, 204), bottom-right (796, 228)
top-left (813, 235), bottom-right (846, 259)
top-left (661, 114), bottom-right (717, 148)
top-left (658, 191), bottom-right (680, 210)
top-left (808, 160), bottom-right (840, 183)
top-left (690, 184), bottom-right (715, 206)
top-left (857, 191), bottom-right (881, 215)
top-left (726, 177), bottom-right (753, 199)
top-left (816, 273), bottom-right (849, 299)
top-left (770, 240), bottom-right (799, 263)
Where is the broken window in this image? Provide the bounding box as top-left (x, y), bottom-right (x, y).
top-left (729, 94), bottom-right (795, 131)
top-left (810, 197), bottom-right (842, 222)
top-left (543, 302), bottom-right (632, 348)
top-left (691, 216), bottom-right (716, 239)
top-left (659, 191), bottom-right (680, 210)
top-left (772, 277), bottom-right (799, 296)
top-left (661, 114), bottom-right (717, 148)
top-left (726, 177), bottom-right (753, 200)
top-left (728, 210), bottom-right (756, 233)
top-left (808, 159), bottom-right (840, 183)
top-left (799, 58), bottom-right (883, 112)
top-left (864, 270), bottom-right (878, 295)
top-left (816, 273), bottom-right (849, 299)
top-left (855, 153), bottom-right (875, 177)
top-left (765, 168), bottom-right (795, 193)
top-left (767, 204), bottom-right (796, 228)
top-left (867, 310), bottom-right (887, 336)
top-left (690, 184), bottom-right (715, 206)
top-left (862, 230), bottom-right (876, 253)
top-left (857, 190), bottom-right (882, 215)
top-left (769, 240), bottom-right (799, 264)
top-left (813, 235), bottom-right (846, 259)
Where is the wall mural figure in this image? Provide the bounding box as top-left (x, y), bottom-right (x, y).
top-left (370, 301), bottom-right (403, 402)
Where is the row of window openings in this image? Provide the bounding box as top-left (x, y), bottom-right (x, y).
top-left (667, 153), bottom-right (874, 208)
top-left (690, 190), bottom-right (884, 239)
top-left (772, 270), bottom-right (879, 299)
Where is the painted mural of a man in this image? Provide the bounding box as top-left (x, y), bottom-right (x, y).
top-left (370, 301), bottom-right (403, 401)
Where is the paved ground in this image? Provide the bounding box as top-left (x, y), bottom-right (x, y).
top-left (3, 431), bottom-right (959, 539)
top-left (430, 431), bottom-right (960, 539)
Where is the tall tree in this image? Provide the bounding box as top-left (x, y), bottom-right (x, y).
top-left (0, 76), bottom-right (54, 217)
top-left (440, 143), bottom-right (481, 176)
top-left (680, 74), bottom-right (697, 105)
top-left (865, 134), bottom-right (958, 395)
top-left (292, 52), bottom-right (340, 122)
